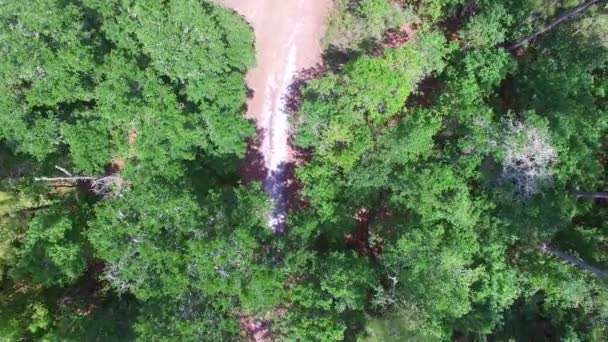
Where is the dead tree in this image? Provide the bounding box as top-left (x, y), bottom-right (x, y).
top-left (570, 191), bottom-right (608, 199)
top-left (500, 121), bottom-right (557, 198)
top-left (35, 165), bottom-right (123, 198)
top-left (507, 0), bottom-right (606, 51)
top-left (90, 175), bottom-right (123, 198)
top-left (541, 242), bottom-right (607, 278)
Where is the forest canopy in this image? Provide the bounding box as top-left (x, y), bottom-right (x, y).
top-left (0, 0), bottom-right (270, 340)
top-left (1, 0), bottom-right (608, 341)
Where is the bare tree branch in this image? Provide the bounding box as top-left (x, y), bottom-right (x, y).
top-left (541, 242), bottom-right (607, 278)
top-left (507, 0), bottom-right (606, 51)
top-left (571, 190), bottom-right (608, 199)
top-left (54, 165), bottom-right (73, 177)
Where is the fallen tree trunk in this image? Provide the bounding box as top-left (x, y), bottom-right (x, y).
top-left (541, 242), bottom-right (607, 278)
top-left (34, 176), bottom-right (96, 182)
top-left (35, 166), bottom-right (123, 198)
top-left (507, 0), bottom-right (605, 51)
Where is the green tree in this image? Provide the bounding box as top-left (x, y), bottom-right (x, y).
top-left (0, 0), bottom-right (259, 339)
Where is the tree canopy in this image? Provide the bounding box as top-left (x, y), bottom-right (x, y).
top-left (1, 0), bottom-right (607, 341)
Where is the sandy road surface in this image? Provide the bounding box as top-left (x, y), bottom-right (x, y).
top-left (219, 0), bottom-right (331, 233)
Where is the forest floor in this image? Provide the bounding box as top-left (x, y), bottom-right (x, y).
top-left (219, 0), bottom-right (332, 234)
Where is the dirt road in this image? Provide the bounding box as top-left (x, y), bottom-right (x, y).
top-left (219, 0), bottom-right (331, 233)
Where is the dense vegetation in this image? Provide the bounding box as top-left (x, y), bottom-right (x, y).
top-left (0, 0), bottom-right (607, 341)
top-left (0, 0), bottom-right (267, 340)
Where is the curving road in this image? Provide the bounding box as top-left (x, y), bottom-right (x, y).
top-left (220, 0), bottom-right (331, 233)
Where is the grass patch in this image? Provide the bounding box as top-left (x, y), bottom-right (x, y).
top-left (0, 191), bottom-right (17, 216)
top-left (358, 314), bottom-right (434, 342)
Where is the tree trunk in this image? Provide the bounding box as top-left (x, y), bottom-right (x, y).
top-left (1, 204), bottom-right (52, 218)
top-left (571, 190), bottom-right (608, 199)
top-left (507, 0), bottom-right (605, 51)
top-left (14, 204), bottom-right (52, 215)
top-left (541, 243), bottom-right (607, 278)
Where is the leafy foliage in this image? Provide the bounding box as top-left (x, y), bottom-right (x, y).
top-left (1, 0), bottom-right (607, 340)
top-left (0, 0), bottom-right (264, 339)
top-left (291, 0), bottom-right (608, 340)
top-left (323, 0), bottom-right (415, 53)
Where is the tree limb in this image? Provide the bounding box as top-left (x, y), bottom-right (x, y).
top-left (571, 190), bottom-right (608, 199)
top-left (507, 0), bottom-right (605, 51)
top-left (541, 242), bottom-right (607, 278)
top-left (54, 165), bottom-right (73, 177)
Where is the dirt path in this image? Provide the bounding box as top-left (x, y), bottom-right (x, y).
top-left (219, 0), bottom-right (331, 233)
